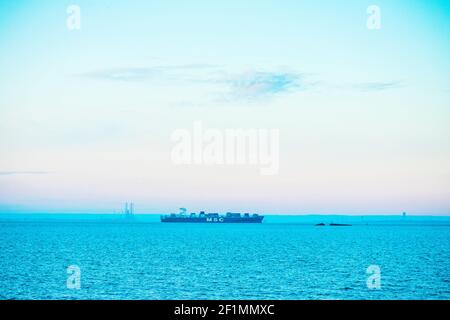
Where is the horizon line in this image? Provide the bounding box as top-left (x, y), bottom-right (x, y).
top-left (1, 212), bottom-right (450, 217)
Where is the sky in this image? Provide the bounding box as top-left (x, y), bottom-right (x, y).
top-left (0, 0), bottom-right (449, 215)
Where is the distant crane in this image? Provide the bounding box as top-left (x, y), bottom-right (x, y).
top-left (123, 202), bottom-right (135, 219)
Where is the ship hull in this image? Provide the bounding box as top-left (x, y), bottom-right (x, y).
top-left (160, 216), bottom-right (264, 223)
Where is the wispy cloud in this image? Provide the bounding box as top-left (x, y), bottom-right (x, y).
top-left (81, 65), bottom-right (401, 102)
top-left (226, 71), bottom-right (301, 99)
top-left (0, 171), bottom-right (48, 176)
top-left (353, 81), bottom-right (403, 92)
top-left (85, 67), bottom-right (160, 81)
top-left (82, 65), bottom-right (304, 101)
top-left (81, 64), bottom-right (216, 82)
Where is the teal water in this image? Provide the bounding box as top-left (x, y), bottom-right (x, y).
top-left (0, 214), bottom-right (449, 300)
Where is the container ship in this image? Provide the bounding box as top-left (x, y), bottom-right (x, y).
top-left (161, 208), bottom-right (264, 223)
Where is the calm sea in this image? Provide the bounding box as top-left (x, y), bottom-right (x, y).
top-left (0, 214), bottom-right (449, 300)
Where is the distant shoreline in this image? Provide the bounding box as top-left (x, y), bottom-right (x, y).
top-left (1, 213), bottom-right (450, 217)
top-left (0, 212), bottom-right (450, 220)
